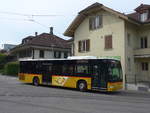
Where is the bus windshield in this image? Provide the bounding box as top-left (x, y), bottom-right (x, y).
top-left (108, 61), bottom-right (123, 82)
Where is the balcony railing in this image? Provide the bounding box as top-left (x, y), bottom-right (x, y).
top-left (134, 48), bottom-right (150, 56)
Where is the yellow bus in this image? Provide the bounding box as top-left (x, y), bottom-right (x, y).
top-left (18, 56), bottom-right (123, 92)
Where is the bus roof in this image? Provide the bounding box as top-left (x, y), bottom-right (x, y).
top-left (19, 56), bottom-right (120, 61)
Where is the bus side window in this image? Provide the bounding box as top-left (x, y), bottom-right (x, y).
top-left (20, 62), bottom-right (25, 73)
top-left (52, 65), bottom-right (62, 74)
top-left (93, 65), bottom-right (98, 75)
top-left (37, 62), bottom-right (43, 74)
top-left (75, 65), bottom-right (89, 74)
top-left (48, 66), bottom-right (52, 72)
top-left (62, 65), bottom-right (74, 74)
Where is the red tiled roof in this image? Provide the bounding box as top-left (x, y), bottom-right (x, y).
top-left (64, 2), bottom-right (138, 37)
top-left (79, 2), bottom-right (103, 14)
top-left (11, 33), bottom-right (71, 53)
top-left (25, 33), bottom-right (70, 49)
top-left (64, 2), bottom-right (150, 37)
top-left (127, 12), bottom-right (150, 23)
top-left (127, 4), bottom-right (150, 23)
top-left (127, 12), bottom-right (140, 21)
top-left (135, 4), bottom-right (150, 11)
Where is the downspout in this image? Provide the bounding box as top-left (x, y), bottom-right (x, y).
top-left (124, 21), bottom-right (127, 90)
top-left (32, 48), bottom-right (35, 59)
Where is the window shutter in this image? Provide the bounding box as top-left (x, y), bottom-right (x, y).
top-left (58, 52), bottom-right (61, 58)
top-left (93, 17), bottom-right (96, 29)
top-left (82, 41), bottom-right (85, 51)
top-left (86, 39), bottom-right (90, 51)
top-left (97, 15), bottom-right (102, 28)
top-left (99, 15), bottom-right (102, 27)
top-left (105, 35), bottom-right (112, 49)
top-left (109, 35), bottom-right (112, 48)
top-left (142, 63), bottom-right (144, 70)
top-left (105, 36), bottom-right (109, 49)
top-left (146, 63), bottom-right (148, 71)
top-left (39, 50), bottom-right (44, 58)
top-left (144, 37), bottom-right (147, 48)
top-left (89, 18), bottom-right (92, 30)
top-left (54, 51), bottom-right (56, 58)
top-left (141, 38), bottom-right (143, 48)
top-left (78, 41), bottom-right (81, 52)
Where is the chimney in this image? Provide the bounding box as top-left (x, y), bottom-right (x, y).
top-left (50, 27), bottom-right (53, 35)
top-left (35, 32), bottom-right (38, 36)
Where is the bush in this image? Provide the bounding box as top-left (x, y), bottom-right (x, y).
top-left (0, 69), bottom-right (4, 74)
top-left (4, 61), bottom-right (19, 76)
top-left (0, 53), bottom-right (6, 62)
top-left (0, 53), bottom-right (7, 69)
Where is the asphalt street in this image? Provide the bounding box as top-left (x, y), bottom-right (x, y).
top-left (0, 75), bottom-right (150, 113)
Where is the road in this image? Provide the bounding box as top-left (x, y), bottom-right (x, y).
top-left (0, 75), bottom-right (150, 113)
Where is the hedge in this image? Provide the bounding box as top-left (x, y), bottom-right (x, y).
top-left (0, 53), bottom-right (7, 69)
top-left (4, 61), bottom-right (19, 76)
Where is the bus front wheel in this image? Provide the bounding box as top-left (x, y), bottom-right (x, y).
top-left (77, 81), bottom-right (87, 91)
top-left (33, 77), bottom-right (39, 86)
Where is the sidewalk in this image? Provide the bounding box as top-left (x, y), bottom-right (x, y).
top-left (118, 89), bottom-right (150, 98)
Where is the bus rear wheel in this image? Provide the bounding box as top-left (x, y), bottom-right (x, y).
top-left (33, 77), bottom-right (39, 86)
top-left (77, 81), bottom-right (87, 91)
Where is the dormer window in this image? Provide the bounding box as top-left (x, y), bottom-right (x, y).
top-left (140, 12), bottom-right (148, 22)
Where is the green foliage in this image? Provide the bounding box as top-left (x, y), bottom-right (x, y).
top-left (0, 53), bottom-right (7, 69)
top-left (0, 69), bottom-right (4, 74)
top-left (0, 53), bottom-right (7, 62)
top-left (4, 61), bottom-right (19, 76)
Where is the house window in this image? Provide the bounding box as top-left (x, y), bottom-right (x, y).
top-left (39, 50), bottom-right (44, 58)
top-left (71, 43), bottom-right (75, 56)
top-left (128, 58), bottom-right (131, 71)
top-left (141, 62), bottom-right (148, 71)
top-left (140, 12), bottom-right (148, 22)
top-left (89, 15), bottom-right (102, 30)
top-left (54, 51), bottom-right (61, 58)
top-left (141, 37), bottom-right (148, 48)
top-left (105, 35), bottom-right (113, 49)
top-left (78, 39), bottom-right (90, 52)
top-left (64, 52), bottom-right (68, 58)
top-left (19, 49), bottom-right (32, 58)
top-left (127, 33), bottom-right (131, 46)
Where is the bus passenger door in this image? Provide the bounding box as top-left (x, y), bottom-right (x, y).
top-left (92, 65), bottom-right (107, 89)
top-left (92, 65), bottom-right (100, 88)
top-left (99, 65), bottom-right (107, 89)
top-left (42, 65), bottom-right (52, 85)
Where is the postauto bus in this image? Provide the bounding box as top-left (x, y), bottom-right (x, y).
top-left (18, 56), bottom-right (123, 92)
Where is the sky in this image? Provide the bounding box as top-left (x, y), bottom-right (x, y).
top-left (0, 0), bottom-right (150, 48)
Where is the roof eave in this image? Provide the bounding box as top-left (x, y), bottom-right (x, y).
top-left (64, 14), bottom-right (86, 37)
top-left (64, 3), bottom-right (141, 37)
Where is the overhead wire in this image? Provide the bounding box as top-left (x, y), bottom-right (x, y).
top-left (0, 11), bottom-right (75, 17)
top-left (30, 20), bottom-right (49, 28)
top-left (0, 11), bottom-right (117, 39)
top-left (0, 11), bottom-right (30, 17)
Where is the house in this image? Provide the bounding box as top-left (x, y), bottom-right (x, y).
top-left (11, 27), bottom-right (71, 60)
top-left (64, 3), bottom-right (150, 91)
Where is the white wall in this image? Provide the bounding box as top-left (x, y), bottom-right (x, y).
top-left (74, 10), bottom-right (126, 87)
top-left (34, 49), bottom-right (68, 59)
